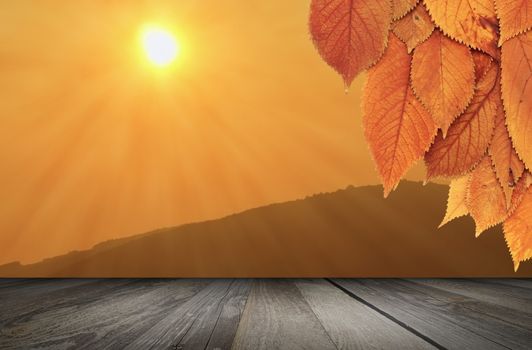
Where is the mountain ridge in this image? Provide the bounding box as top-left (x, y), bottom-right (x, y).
top-left (2, 181), bottom-right (531, 277)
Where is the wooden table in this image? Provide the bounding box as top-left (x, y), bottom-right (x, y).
top-left (0, 279), bottom-right (531, 349)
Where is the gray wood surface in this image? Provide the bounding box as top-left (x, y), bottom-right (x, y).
top-left (231, 279), bottom-right (337, 350)
top-left (294, 279), bottom-right (433, 350)
top-left (397, 279), bottom-right (532, 345)
top-left (123, 279), bottom-right (252, 350)
top-left (332, 279), bottom-right (532, 350)
top-left (0, 279), bottom-right (132, 328)
top-left (0, 279), bottom-right (210, 349)
top-left (475, 278), bottom-right (532, 290)
top-left (0, 278), bottom-right (531, 350)
top-left (408, 278), bottom-right (532, 314)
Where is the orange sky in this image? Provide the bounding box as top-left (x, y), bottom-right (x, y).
top-left (0, 0), bottom-right (428, 265)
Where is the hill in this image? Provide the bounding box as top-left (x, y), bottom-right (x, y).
top-left (1, 182), bottom-right (530, 277)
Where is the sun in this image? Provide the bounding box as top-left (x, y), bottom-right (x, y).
top-left (140, 25), bottom-right (180, 67)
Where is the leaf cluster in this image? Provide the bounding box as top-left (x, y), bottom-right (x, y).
top-left (309, 0), bottom-right (532, 270)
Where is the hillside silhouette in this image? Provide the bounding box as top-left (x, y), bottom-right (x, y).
top-left (1, 181), bottom-right (530, 277)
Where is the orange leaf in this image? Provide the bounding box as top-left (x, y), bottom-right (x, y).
top-left (439, 175), bottom-right (470, 228)
top-left (392, 0), bottom-right (419, 20)
top-left (424, 0), bottom-right (499, 57)
top-left (424, 61), bottom-right (498, 179)
top-left (494, 0), bottom-right (532, 44)
top-left (411, 30), bottom-right (475, 135)
top-left (489, 99), bottom-right (526, 206)
top-left (309, 0), bottom-right (393, 87)
top-left (466, 156), bottom-right (507, 236)
top-left (503, 185), bottom-right (532, 271)
top-left (363, 34), bottom-right (437, 197)
top-left (501, 31), bottom-right (532, 170)
top-left (508, 171), bottom-right (532, 214)
top-left (471, 50), bottom-right (493, 83)
top-left (392, 3), bottom-right (435, 53)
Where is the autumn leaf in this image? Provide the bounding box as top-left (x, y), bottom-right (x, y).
top-left (424, 55), bottom-right (498, 179)
top-left (501, 31), bottom-right (532, 170)
top-left (504, 186), bottom-right (532, 271)
top-left (411, 30), bottom-right (475, 135)
top-left (508, 172), bottom-right (532, 214)
top-left (363, 34), bottom-right (436, 197)
top-left (471, 50), bottom-right (493, 83)
top-left (392, 0), bottom-right (419, 20)
top-left (392, 3), bottom-right (435, 53)
top-left (309, 0), bottom-right (393, 87)
top-left (489, 100), bottom-right (526, 206)
top-left (494, 0), bottom-right (532, 44)
top-left (466, 156), bottom-right (507, 236)
top-left (424, 0), bottom-right (499, 58)
top-left (439, 175), bottom-right (470, 228)
top-left (307, 1), bottom-right (528, 269)
top-left (512, 159), bottom-right (526, 183)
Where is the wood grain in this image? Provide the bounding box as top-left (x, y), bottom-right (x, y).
top-left (0, 279), bottom-right (133, 328)
top-left (1, 278), bottom-right (531, 349)
top-left (0, 279), bottom-right (95, 301)
top-left (125, 279), bottom-right (251, 350)
top-left (397, 279), bottom-right (532, 339)
top-left (173, 279), bottom-right (251, 350)
top-left (333, 279), bottom-right (532, 350)
top-left (231, 279), bottom-right (337, 350)
top-left (0, 279), bottom-right (210, 349)
top-left (294, 279), bottom-right (433, 350)
top-left (409, 278), bottom-right (532, 313)
top-left (475, 278), bottom-right (532, 290)
top-left (333, 279), bottom-right (504, 349)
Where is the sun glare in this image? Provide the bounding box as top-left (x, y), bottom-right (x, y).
top-left (140, 25), bottom-right (180, 67)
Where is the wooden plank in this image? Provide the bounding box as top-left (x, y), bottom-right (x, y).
top-left (175, 279), bottom-right (252, 350)
top-left (0, 279), bottom-right (31, 288)
top-left (124, 279), bottom-right (250, 349)
top-left (0, 279), bottom-right (119, 327)
top-left (0, 279), bottom-right (96, 301)
top-left (231, 279), bottom-right (337, 350)
top-left (332, 279), bottom-right (511, 349)
top-left (408, 279), bottom-right (532, 314)
top-left (0, 279), bottom-right (209, 350)
top-left (475, 279), bottom-right (532, 290)
top-left (374, 280), bottom-right (532, 349)
top-left (204, 279), bottom-right (252, 350)
top-left (80, 279), bottom-right (212, 350)
top-left (294, 279), bottom-right (433, 349)
top-left (398, 279), bottom-right (532, 333)
top-left (2, 278), bottom-right (530, 350)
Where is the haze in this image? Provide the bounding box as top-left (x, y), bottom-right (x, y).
top-left (0, 0), bottom-right (428, 265)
